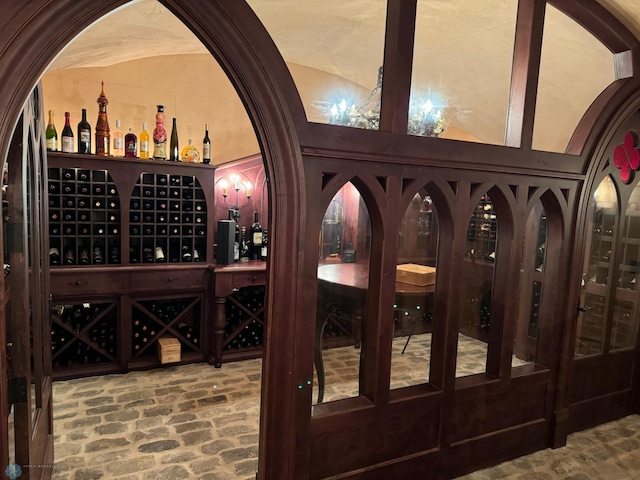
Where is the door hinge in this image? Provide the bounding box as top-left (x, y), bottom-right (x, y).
top-left (8, 376), bottom-right (27, 406)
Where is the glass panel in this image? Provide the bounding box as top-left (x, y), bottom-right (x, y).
top-left (458, 193), bottom-right (496, 377)
top-left (577, 176), bottom-right (617, 356)
top-left (411, 0), bottom-right (518, 143)
top-left (533, 5), bottom-right (615, 153)
top-left (26, 139), bottom-right (41, 422)
top-left (610, 299), bottom-right (636, 350)
top-left (513, 202), bottom-right (547, 366)
top-left (611, 183), bottom-right (640, 350)
top-left (314, 182), bottom-right (371, 405)
top-left (246, 0), bottom-right (387, 127)
top-left (391, 191), bottom-right (438, 389)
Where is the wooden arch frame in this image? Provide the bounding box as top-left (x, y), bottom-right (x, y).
top-left (2, 0), bottom-right (640, 478)
top-left (0, 0), bottom-right (307, 478)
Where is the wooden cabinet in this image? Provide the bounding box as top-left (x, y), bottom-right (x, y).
top-left (47, 153), bottom-right (216, 379)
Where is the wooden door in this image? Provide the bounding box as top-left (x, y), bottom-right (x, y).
top-left (2, 84), bottom-right (54, 480)
top-left (569, 168), bottom-right (639, 432)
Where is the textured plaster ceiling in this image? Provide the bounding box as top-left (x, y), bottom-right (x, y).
top-left (47, 0), bottom-right (640, 150)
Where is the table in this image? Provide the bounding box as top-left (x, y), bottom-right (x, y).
top-left (315, 263), bottom-right (434, 402)
top-left (210, 261), bottom-right (267, 367)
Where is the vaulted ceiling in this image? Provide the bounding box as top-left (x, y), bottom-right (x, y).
top-left (47, 0), bottom-right (640, 152)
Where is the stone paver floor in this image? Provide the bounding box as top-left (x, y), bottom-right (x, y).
top-left (43, 334), bottom-right (640, 479)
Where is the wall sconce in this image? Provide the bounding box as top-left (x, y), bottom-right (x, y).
top-left (218, 173), bottom-right (252, 223)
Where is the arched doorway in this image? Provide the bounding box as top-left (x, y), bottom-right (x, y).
top-left (0, 1), bottom-right (306, 478)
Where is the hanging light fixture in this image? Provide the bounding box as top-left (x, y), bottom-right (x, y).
top-left (328, 66), bottom-right (445, 137)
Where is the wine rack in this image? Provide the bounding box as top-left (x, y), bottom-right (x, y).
top-left (610, 299), bottom-right (635, 350)
top-left (130, 296), bottom-right (202, 362)
top-left (129, 173), bottom-right (207, 264)
top-left (47, 154), bottom-right (216, 378)
top-left (48, 167), bottom-right (121, 265)
top-left (51, 301), bottom-right (119, 373)
top-left (460, 194), bottom-right (496, 341)
top-left (223, 286), bottom-right (265, 351)
top-left (466, 194), bottom-right (496, 261)
top-left (586, 207), bottom-right (615, 285)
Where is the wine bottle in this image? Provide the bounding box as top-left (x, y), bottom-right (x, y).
top-left (181, 245), bottom-right (192, 262)
top-left (153, 105), bottom-right (168, 159)
top-left (112, 119), bottom-right (124, 156)
top-left (63, 249), bottom-right (75, 265)
top-left (124, 128), bottom-right (137, 157)
top-left (143, 247), bottom-right (154, 263)
top-left (61, 112), bottom-right (74, 153)
top-left (46, 110), bottom-right (58, 151)
top-left (250, 211), bottom-right (263, 260)
top-left (240, 226), bottom-right (249, 260)
top-left (260, 228), bottom-right (268, 261)
top-left (169, 117), bottom-right (179, 161)
top-left (49, 247), bottom-right (60, 266)
top-left (139, 122), bottom-right (150, 159)
top-left (155, 246), bottom-right (166, 263)
top-left (202, 123), bottom-right (211, 164)
top-left (95, 82), bottom-right (111, 156)
top-left (77, 108), bottom-right (91, 154)
top-left (93, 245), bottom-right (104, 265)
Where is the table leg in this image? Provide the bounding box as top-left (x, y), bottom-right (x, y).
top-left (211, 295), bottom-right (227, 368)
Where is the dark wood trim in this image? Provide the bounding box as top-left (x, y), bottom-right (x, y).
top-left (549, 0), bottom-right (640, 54)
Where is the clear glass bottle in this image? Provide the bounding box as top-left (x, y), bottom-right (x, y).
top-left (61, 111), bottom-right (74, 153)
top-left (112, 119), bottom-right (124, 156)
top-left (139, 122), bottom-right (150, 159)
top-left (46, 110), bottom-right (58, 151)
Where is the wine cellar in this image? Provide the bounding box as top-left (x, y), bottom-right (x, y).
top-left (4, 2), bottom-right (640, 479)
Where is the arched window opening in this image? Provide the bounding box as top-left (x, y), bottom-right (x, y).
top-left (513, 201), bottom-right (547, 366)
top-left (458, 192), bottom-right (496, 377)
top-left (314, 181), bottom-right (372, 405)
top-left (390, 189), bottom-right (439, 389)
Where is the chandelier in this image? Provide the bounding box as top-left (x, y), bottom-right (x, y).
top-left (328, 67), bottom-right (446, 137)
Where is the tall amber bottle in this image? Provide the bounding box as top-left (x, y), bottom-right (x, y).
top-left (95, 82), bottom-right (111, 156)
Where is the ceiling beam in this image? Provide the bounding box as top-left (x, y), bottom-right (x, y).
top-left (505, 0), bottom-right (547, 150)
top-left (379, 0), bottom-right (417, 134)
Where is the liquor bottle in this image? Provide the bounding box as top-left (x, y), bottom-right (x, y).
top-left (61, 112), bottom-right (74, 153)
top-left (202, 124), bottom-right (211, 164)
top-left (112, 119), bottom-right (124, 156)
top-left (260, 228), bottom-right (268, 261)
top-left (139, 122), bottom-right (150, 159)
top-left (180, 139), bottom-right (200, 163)
top-left (95, 82), bottom-right (111, 156)
top-left (124, 128), bottom-right (137, 157)
top-left (46, 110), bottom-right (58, 151)
top-left (169, 117), bottom-right (179, 161)
top-left (153, 105), bottom-right (167, 159)
top-left (77, 108), bottom-right (91, 154)
top-left (250, 211), bottom-right (263, 260)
